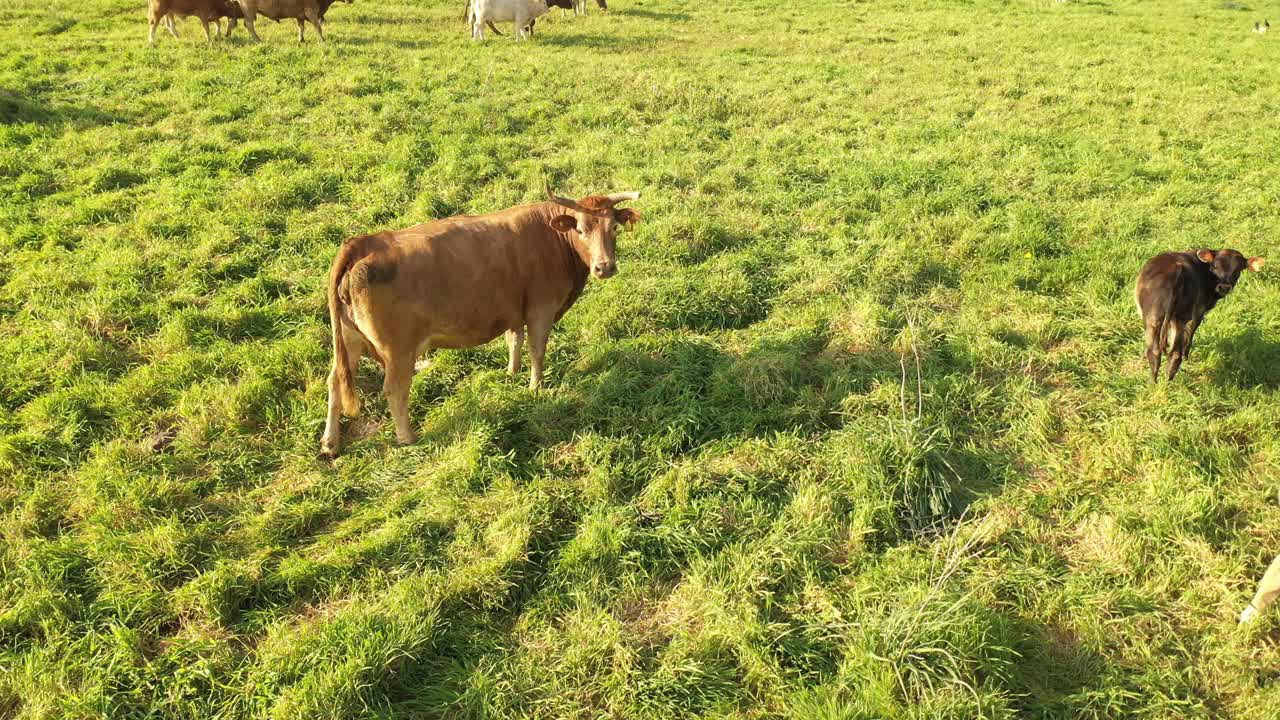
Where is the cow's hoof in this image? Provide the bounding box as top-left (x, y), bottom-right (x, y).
top-left (320, 437), bottom-right (341, 459)
top-left (395, 432), bottom-right (417, 446)
top-left (1240, 605), bottom-right (1259, 624)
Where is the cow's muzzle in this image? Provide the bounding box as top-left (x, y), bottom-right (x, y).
top-left (593, 261), bottom-right (617, 279)
top-left (1216, 283), bottom-right (1234, 296)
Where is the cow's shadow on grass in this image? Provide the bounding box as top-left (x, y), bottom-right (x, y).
top-left (340, 35), bottom-right (436, 50)
top-left (617, 8), bottom-right (692, 21)
top-left (0, 88), bottom-right (126, 128)
top-left (537, 31), bottom-right (646, 49)
top-left (1206, 326), bottom-right (1280, 390)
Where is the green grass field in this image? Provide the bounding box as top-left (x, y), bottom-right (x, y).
top-left (3, 0), bottom-right (1280, 717)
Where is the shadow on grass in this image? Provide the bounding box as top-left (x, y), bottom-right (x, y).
top-left (0, 88), bottom-right (127, 128)
top-left (1207, 326), bottom-right (1280, 390)
top-left (618, 8), bottom-right (692, 21)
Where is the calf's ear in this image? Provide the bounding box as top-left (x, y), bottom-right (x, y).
top-left (1196, 249), bottom-right (1217, 263)
top-left (550, 214), bottom-right (578, 232)
top-left (1248, 256), bottom-right (1265, 272)
top-left (615, 208), bottom-right (641, 228)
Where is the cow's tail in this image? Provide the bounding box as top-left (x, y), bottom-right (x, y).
top-left (328, 235), bottom-right (379, 416)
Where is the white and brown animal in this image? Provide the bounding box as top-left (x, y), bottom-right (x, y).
top-left (232, 0), bottom-right (353, 42)
top-left (466, 0), bottom-right (572, 40)
top-left (1240, 554), bottom-right (1280, 624)
top-left (319, 185), bottom-right (641, 457)
top-left (148, 0), bottom-right (243, 44)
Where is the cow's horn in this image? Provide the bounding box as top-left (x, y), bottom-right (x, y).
top-left (605, 191), bottom-right (640, 204)
top-left (545, 180), bottom-right (586, 212)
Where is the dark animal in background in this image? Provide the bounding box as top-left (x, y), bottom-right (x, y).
top-left (148, 0), bottom-right (244, 44)
top-left (319, 184), bottom-right (641, 457)
top-left (232, 0), bottom-right (353, 42)
top-left (1135, 249), bottom-right (1264, 382)
top-left (1256, 19), bottom-right (1270, 34)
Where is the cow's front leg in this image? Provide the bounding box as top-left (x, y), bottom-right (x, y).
top-left (383, 352), bottom-right (417, 446)
top-left (167, 15), bottom-right (180, 39)
top-left (526, 317), bottom-right (553, 389)
top-left (507, 327), bottom-right (525, 375)
top-left (305, 6), bottom-right (323, 41)
top-left (296, 17), bottom-right (306, 42)
top-left (201, 18), bottom-right (213, 42)
top-left (244, 14), bottom-right (261, 42)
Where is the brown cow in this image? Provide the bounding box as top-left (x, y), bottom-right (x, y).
top-left (148, 0), bottom-right (243, 44)
top-left (319, 185), bottom-right (641, 458)
top-left (1135, 249), bottom-right (1264, 382)
top-left (233, 0), bottom-right (353, 42)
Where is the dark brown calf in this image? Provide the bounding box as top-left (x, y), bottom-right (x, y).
top-left (1135, 249), bottom-right (1264, 382)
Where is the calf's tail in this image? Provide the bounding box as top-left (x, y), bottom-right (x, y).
top-left (328, 235), bottom-right (380, 416)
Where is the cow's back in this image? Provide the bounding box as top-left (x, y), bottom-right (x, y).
top-left (344, 206), bottom-right (580, 350)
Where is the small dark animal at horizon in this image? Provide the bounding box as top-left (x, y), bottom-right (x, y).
top-left (1135, 249), bottom-right (1264, 382)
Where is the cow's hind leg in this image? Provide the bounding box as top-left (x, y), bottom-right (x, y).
top-left (296, 18), bottom-right (306, 42)
top-left (507, 327), bottom-right (525, 375)
top-left (321, 322), bottom-right (366, 458)
top-left (167, 15), bottom-right (180, 39)
top-left (383, 351), bottom-right (417, 446)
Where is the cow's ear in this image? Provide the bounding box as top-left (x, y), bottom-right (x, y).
top-left (1196, 249), bottom-right (1216, 263)
top-left (1248, 256), bottom-right (1266, 272)
top-left (615, 208), bottom-right (641, 228)
top-left (550, 214), bottom-right (578, 232)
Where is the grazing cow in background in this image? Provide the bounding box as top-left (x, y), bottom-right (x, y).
top-left (319, 184), bottom-right (641, 457)
top-left (233, 0), bottom-right (353, 42)
top-left (467, 0), bottom-right (572, 40)
top-left (1135, 249), bottom-right (1264, 382)
top-left (148, 0), bottom-right (243, 43)
top-left (1240, 554), bottom-right (1280, 624)
top-left (464, 0), bottom-right (572, 39)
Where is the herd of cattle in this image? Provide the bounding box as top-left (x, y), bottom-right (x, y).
top-left (147, 0), bottom-right (607, 44)
top-left (142, 0), bottom-right (1275, 625)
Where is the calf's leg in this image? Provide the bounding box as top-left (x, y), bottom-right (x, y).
top-left (1241, 554), bottom-right (1280, 623)
top-left (507, 328), bottom-right (525, 375)
top-left (1143, 315), bottom-right (1163, 383)
top-left (383, 351), bottom-right (417, 446)
top-left (1166, 322), bottom-right (1187, 382)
